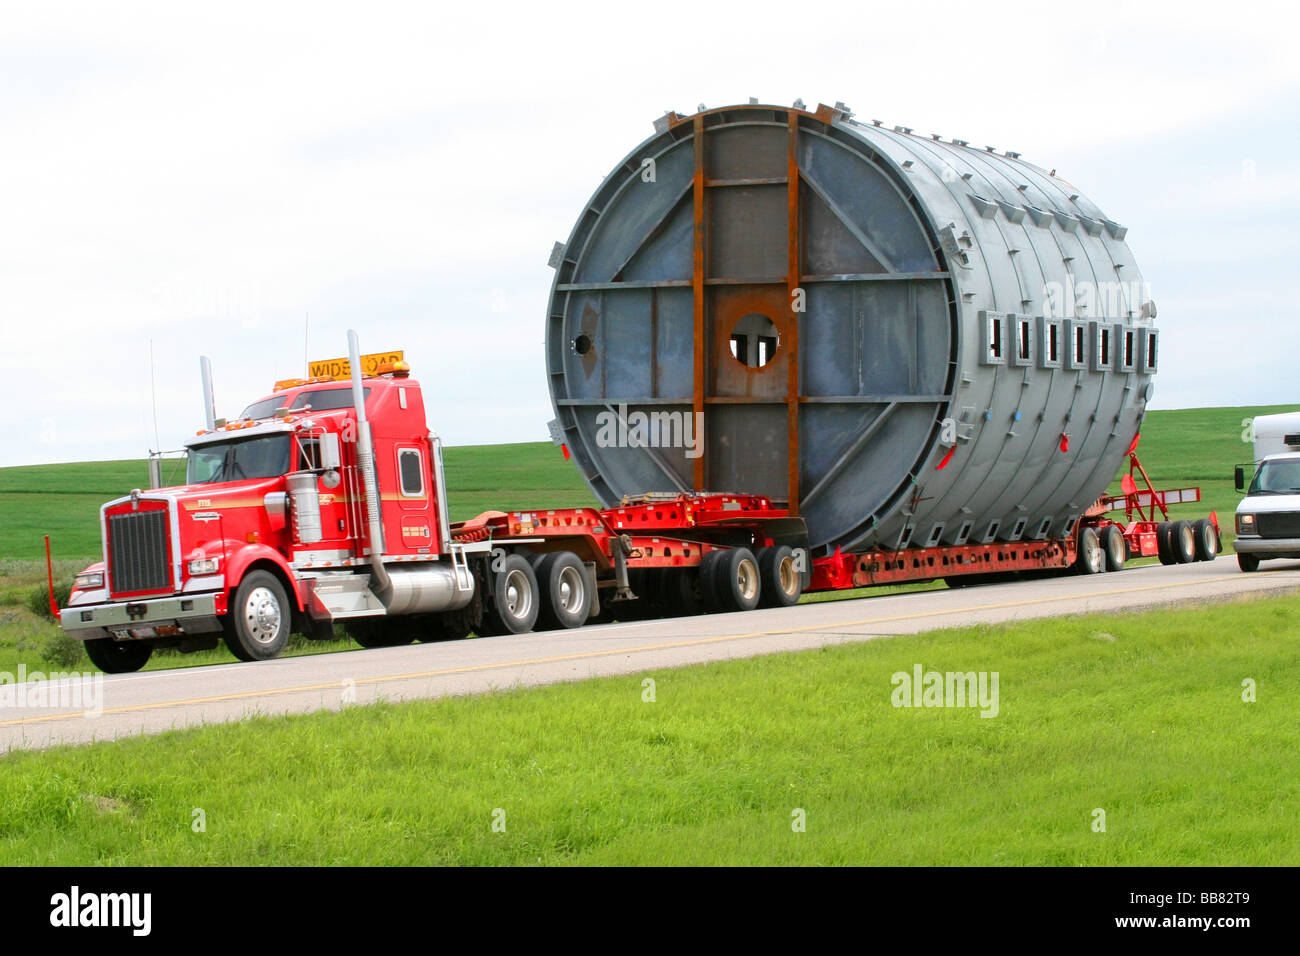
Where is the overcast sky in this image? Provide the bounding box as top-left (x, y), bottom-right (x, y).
top-left (1, 0), bottom-right (1296, 467)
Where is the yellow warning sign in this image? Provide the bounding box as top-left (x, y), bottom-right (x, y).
top-left (308, 351), bottom-right (404, 381)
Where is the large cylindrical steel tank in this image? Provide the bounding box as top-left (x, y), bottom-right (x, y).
top-left (545, 102), bottom-right (1159, 555)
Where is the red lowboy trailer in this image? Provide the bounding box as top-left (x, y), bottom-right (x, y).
top-left (53, 332), bottom-right (1218, 673)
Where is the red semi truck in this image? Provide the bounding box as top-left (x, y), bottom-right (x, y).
top-left (53, 332), bottom-right (1219, 673)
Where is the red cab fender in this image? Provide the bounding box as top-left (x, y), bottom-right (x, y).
top-left (221, 543), bottom-right (305, 612)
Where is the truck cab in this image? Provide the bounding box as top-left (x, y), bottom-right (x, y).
top-left (58, 336), bottom-right (511, 672)
top-left (1233, 412), bottom-right (1300, 572)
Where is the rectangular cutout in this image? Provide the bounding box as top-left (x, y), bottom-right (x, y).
top-left (1012, 316), bottom-right (1033, 367)
top-left (1140, 328), bottom-right (1159, 373)
top-left (1063, 319), bottom-right (1087, 370)
top-left (1038, 316), bottom-right (1062, 369)
top-left (980, 311), bottom-right (1006, 366)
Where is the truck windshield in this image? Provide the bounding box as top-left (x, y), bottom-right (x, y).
top-left (1248, 459), bottom-right (1300, 495)
top-left (187, 435), bottom-right (292, 484)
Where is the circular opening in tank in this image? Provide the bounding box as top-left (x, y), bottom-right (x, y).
top-left (572, 333), bottom-right (593, 355)
top-left (729, 314), bottom-right (779, 368)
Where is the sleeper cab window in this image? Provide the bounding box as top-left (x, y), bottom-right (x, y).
top-left (398, 448), bottom-right (424, 497)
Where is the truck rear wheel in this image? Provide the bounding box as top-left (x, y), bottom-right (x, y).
top-left (1076, 527), bottom-right (1104, 574)
top-left (536, 551), bottom-right (589, 630)
top-left (1172, 520), bottom-right (1197, 563)
top-left (84, 638), bottom-right (153, 674)
top-left (711, 547), bottom-right (762, 612)
top-left (224, 571), bottom-right (292, 661)
top-left (480, 554), bottom-right (539, 635)
top-left (1100, 525), bottom-right (1127, 571)
top-left (757, 546), bottom-right (802, 607)
top-left (1193, 518), bottom-right (1219, 561)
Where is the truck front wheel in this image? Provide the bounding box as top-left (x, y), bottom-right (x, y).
top-left (224, 571), bottom-right (292, 661)
top-left (84, 638), bottom-right (153, 673)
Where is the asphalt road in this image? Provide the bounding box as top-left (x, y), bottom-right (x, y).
top-left (3, 557), bottom-right (1298, 752)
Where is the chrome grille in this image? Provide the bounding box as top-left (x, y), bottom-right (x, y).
top-left (108, 509), bottom-right (171, 593)
top-left (1257, 512), bottom-right (1300, 539)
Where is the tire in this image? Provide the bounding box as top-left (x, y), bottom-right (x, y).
top-left (1156, 522), bottom-right (1177, 565)
top-left (536, 552), bottom-right (590, 630)
top-left (1172, 520), bottom-right (1197, 564)
top-left (654, 568), bottom-right (701, 617)
top-left (1076, 526), bottom-right (1104, 575)
top-left (84, 638), bottom-right (153, 673)
top-left (1100, 525), bottom-right (1127, 572)
top-left (756, 546), bottom-right (802, 607)
top-left (224, 571), bottom-right (292, 661)
top-left (711, 547), bottom-right (762, 612)
top-left (1193, 518), bottom-right (1219, 561)
top-left (481, 554), bottom-right (539, 635)
top-left (697, 550), bottom-right (729, 612)
top-left (345, 618), bottom-right (416, 648)
top-left (1237, 552), bottom-right (1260, 573)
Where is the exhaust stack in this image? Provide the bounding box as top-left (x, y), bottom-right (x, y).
top-left (199, 356), bottom-right (217, 432)
top-left (349, 330), bottom-right (392, 597)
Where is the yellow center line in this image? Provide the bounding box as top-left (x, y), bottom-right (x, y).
top-left (0, 571), bottom-right (1287, 729)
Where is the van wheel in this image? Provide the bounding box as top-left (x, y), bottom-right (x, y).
top-left (757, 546), bottom-right (802, 607)
top-left (224, 571), bottom-right (291, 661)
top-left (84, 638), bottom-right (153, 673)
top-left (481, 554), bottom-right (539, 635)
top-left (1172, 520), bottom-right (1197, 563)
top-left (537, 552), bottom-right (589, 630)
top-left (1193, 519), bottom-right (1219, 561)
top-left (1100, 525), bottom-right (1127, 571)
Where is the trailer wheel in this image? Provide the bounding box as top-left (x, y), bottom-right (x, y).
top-left (481, 554), bottom-right (539, 635)
top-left (711, 547), bottom-right (762, 612)
top-left (757, 546), bottom-right (802, 607)
top-left (1100, 525), bottom-right (1127, 572)
top-left (1193, 518), bottom-right (1219, 561)
top-left (1156, 522), bottom-right (1177, 565)
top-left (1172, 520), bottom-right (1197, 563)
top-left (1076, 527), bottom-right (1104, 575)
top-left (84, 638), bottom-right (153, 673)
top-left (224, 571), bottom-right (292, 661)
top-left (536, 551), bottom-right (589, 630)
top-left (1237, 552), bottom-right (1260, 573)
top-left (698, 551), bottom-right (728, 612)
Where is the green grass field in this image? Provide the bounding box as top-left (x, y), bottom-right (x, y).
top-left (0, 593), bottom-right (1294, 866)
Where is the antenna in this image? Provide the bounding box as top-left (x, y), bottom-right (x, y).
top-left (149, 339), bottom-right (161, 453)
top-left (304, 312), bottom-right (310, 377)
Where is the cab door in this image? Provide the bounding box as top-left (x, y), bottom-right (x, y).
top-left (392, 441), bottom-right (435, 555)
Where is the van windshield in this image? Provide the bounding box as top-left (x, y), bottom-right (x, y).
top-left (187, 435), bottom-right (292, 484)
top-left (1248, 459), bottom-right (1300, 495)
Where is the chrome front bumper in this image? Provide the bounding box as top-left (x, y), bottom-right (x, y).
top-left (59, 593), bottom-right (222, 642)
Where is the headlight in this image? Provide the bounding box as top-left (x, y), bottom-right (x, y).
top-left (188, 558), bottom-right (219, 575)
top-left (73, 571), bottom-right (104, 590)
top-left (1236, 514), bottom-right (1256, 534)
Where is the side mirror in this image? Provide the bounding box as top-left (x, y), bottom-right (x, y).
top-left (320, 433), bottom-right (341, 470)
top-left (1234, 466), bottom-right (1245, 492)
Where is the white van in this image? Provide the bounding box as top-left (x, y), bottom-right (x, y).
top-left (1234, 411), bottom-right (1300, 571)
